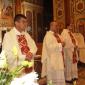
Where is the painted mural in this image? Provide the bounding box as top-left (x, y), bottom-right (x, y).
top-left (0, 0), bottom-right (14, 27)
top-left (53, 0), bottom-right (65, 34)
top-left (70, 0), bottom-right (85, 33)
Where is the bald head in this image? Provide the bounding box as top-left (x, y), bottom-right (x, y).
top-left (50, 21), bottom-right (59, 33)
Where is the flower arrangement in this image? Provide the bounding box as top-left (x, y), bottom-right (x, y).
top-left (48, 80), bottom-right (53, 85)
top-left (0, 49), bottom-right (39, 85)
top-left (10, 72), bottom-right (39, 85)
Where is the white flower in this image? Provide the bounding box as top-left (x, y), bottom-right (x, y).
top-left (10, 72), bottom-right (39, 85)
top-left (0, 50), bottom-right (7, 68)
top-left (10, 78), bottom-right (24, 85)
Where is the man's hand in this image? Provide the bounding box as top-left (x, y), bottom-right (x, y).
top-left (26, 52), bottom-right (33, 61)
top-left (38, 76), bottom-right (47, 85)
top-left (62, 42), bottom-right (65, 47)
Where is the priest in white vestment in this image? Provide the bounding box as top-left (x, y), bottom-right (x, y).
top-left (2, 14), bottom-right (37, 73)
top-left (41, 21), bottom-right (65, 85)
top-left (61, 25), bottom-right (78, 84)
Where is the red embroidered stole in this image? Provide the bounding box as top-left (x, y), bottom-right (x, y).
top-left (17, 35), bottom-right (33, 73)
top-left (68, 32), bottom-right (77, 63)
top-left (54, 33), bottom-right (64, 63)
top-left (17, 35), bottom-right (30, 55)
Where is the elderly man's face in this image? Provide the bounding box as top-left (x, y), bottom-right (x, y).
top-left (68, 25), bottom-right (73, 32)
top-left (51, 22), bottom-right (59, 32)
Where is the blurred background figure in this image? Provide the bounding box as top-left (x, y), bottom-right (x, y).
top-left (41, 21), bottom-right (65, 85)
top-left (61, 24), bottom-right (78, 85)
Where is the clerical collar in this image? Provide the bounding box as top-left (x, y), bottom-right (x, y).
top-left (49, 30), bottom-right (54, 34)
top-left (68, 30), bottom-right (72, 33)
top-left (14, 27), bottom-right (25, 35)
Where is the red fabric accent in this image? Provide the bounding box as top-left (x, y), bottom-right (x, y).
top-left (24, 67), bottom-right (33, 73)
top-left (17, 35), bottom-right (32, 60)
top-left (17, 35), bottom-right (33, 73)
top-left (69, 32), bottom-right (76, 45)
top-left (73, 50), bottom-right (77, 63)
top-left (68, 32), bottom-right (77, 63)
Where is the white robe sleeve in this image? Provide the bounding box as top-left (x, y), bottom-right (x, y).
top-left (61, 29), bottom-right (74, 50)
top-left (26, 33), bottom-right (37, 55)
top-left (41, 32), bottom-right (63, 77)
top-left (45, 32), bottom-right (62, 52)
